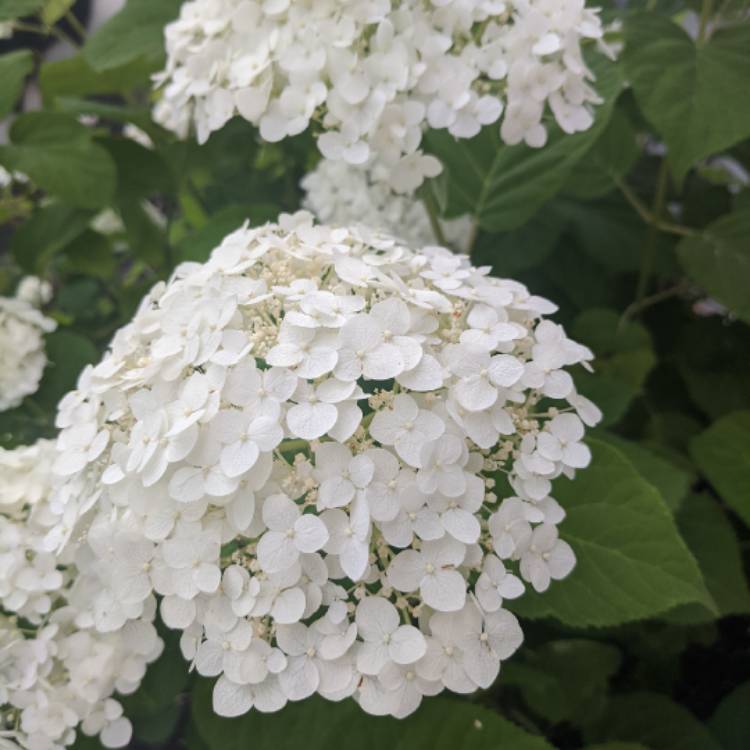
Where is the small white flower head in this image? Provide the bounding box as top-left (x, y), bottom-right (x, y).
top-left (0, 278), bottom-right (56, 412)
top-left (0, 439), bottom-right (162, 750)
top-left (153, 0), bottom-right (612, 192)
top-left (48, 214), bottom-right (599, 721)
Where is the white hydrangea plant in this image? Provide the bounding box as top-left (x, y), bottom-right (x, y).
top-left (45, 214), bottom-right (601, 721)
top-left (0, 277), bottom-right (57, 413)
top-left (0, 440), bottom-right (163, 750)
top-left (153, 0), bottom-right (614, 192)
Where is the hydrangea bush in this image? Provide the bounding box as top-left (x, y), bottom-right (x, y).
top-left (48, 214), bottom-right (598, 720)
top-left (1, 0), bottom-right (749, 749)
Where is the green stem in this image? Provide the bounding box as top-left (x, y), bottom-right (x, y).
top-left (615, 177), bottom-right (695, 238)
top-left (635, 159), bottom-right (671, 307)
top-left (421, 192), bottom-right (448, 248)
top-left (698, 0), bottom-right (715, 43)
top-left (64, 10), bottom-right (87, 42)
top-left (12, 20), bottom-right (79, 47)
top-left (620, 281), bottom-right (690, 324)
top-left (465, 220), bottom-right (479, 256)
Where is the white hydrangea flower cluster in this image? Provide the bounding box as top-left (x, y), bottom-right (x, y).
top-left (0, 278), bottom-right (57, 413)
top-left (48, 214), bottom-right (600, 720)
top-left (302, 158), bottom-right (473, 252)
top-left (153, 0), bottom-right (610, 192)
top-left (0, 440), bottom-right (163, 750)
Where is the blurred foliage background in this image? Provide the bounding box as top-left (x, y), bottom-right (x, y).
top-left (0, 0), bottom-right (749, 749)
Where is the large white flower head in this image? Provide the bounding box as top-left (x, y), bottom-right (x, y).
top-left (153, 0), bottom-right (612, 192)
top-left (0, 440), bottom-right (162, 750)
top-left (50, 213), bottom-right (600, 720)
top-left (302, 158), bottom-right (473, 252)
top-left (0, 278), bottom-right (56, 413)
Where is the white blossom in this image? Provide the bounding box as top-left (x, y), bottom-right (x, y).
top-left (45, 215), bottom-right (599, 722)
top-left (0, 278), bottom-right (56, 412)
top-left (0, 440), bottom-right (161, 750)
top-left (154, 0), bottom-right (612, 192)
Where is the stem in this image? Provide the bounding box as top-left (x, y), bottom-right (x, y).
top-left (615, 177), bottom-right (695, 238)
top-left (506, 707), bottom-right (544, 736)
top-left (698, 0), bottom-right (715, 43)
top-left (421, 192), bottom-right (448, 247)
top-left (64, 10), bottom-right (88, 42)
top-left (12, 20), bottom-right (79, 47)
top-left (620, 282), bottom-right (689, 324)
top-left (465, 220), bottom-right (479, 256)
top-left (634, 159), bottom-right (670, 306)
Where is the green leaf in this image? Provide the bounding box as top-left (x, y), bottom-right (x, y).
top-left (54, 277), bottom-right (107, 322)
top-left (563, 108), bottom-right (640, 200)
top-left (40, 0), bottom-right (73, 24)
top-left (52, 97), bottom-right (160, 138)
top-left (669, 494), bottom-right (750, 622)
top-left (690, 411), bottom-right (750, 526)
top-left (119, 198), bottom-right (167, 267)
top-left (0, 0), bottom-right (43, 20)
top-left (583, 745), bottom-right (650, 750)
top-left (192, 681), bottom-right (553, 750)
top-left (597, 432), bottom-right (691, 512)
top-left (69, 732), bottom-right (105, 750)
top-left (573, 309), bottom-right (655, 388)
top-left (61, 230), bottom-right (117, 280)
top-left (9, 109), bottom-right (89, 143)
top-left (556, 196), bottom-right (676, 276)
top-left (624, 14), bottom-right (750, 185)
top-left (32, 330), bottom-right (98, 411)
top-left (503, 639), bottom-right (621, 724)
top-left (175, 206), bottom-right (250, 263)
top-left (574, 372), bottom-right (638, 428)
top-left (588, 693), bottom-right (723, 750)
top-left (709, 681), bottom-right (750, 750)
top-left (646, 411), bottom-right (704, 457)
top-left (0, 50), bottom-right (34, 119)
top-left (571, 308), bottom-right (656, 427)
top-left (676, 319), bottom-right (750, 421)
top-left (83, 0), bottom-right (182, 72)
top-left (121, 630), bottom-right (190, 744)
top-left (509, 440), bottom-right (714, 627)
top-left (0, 112), bottom-right (117, 209)
top-left (425, 56), bottom-right (623, 231)
top-left (40, 54), bottom-right (157, 100)
top-left (10, 201), bottom-right (94, 273)
top-left (471, 208), bottom-right (564, 275)
top-left (0, 405), bottom-right (54, 448)
top-left (677, 208), bottom-right (750, 324)
top-left (102, 137), bottom-right (175, 200)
